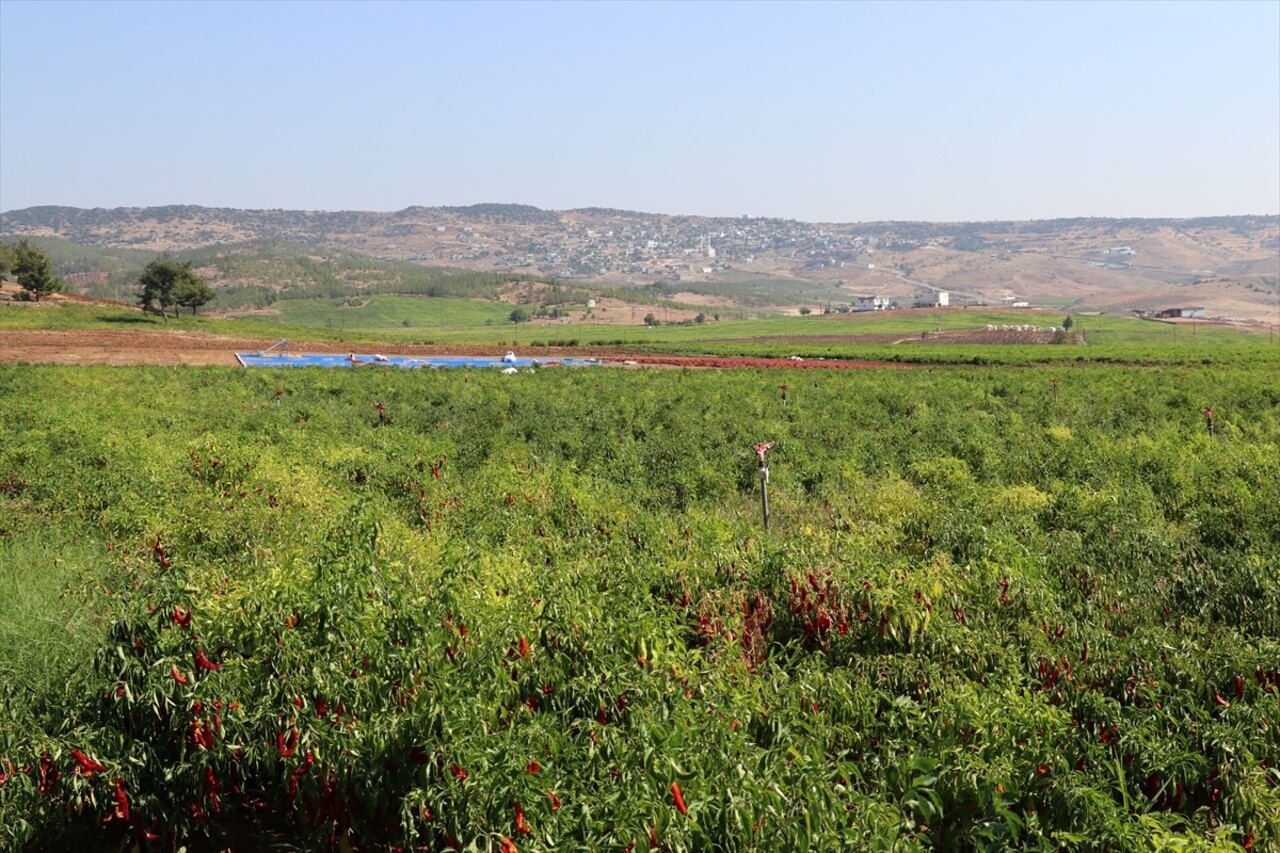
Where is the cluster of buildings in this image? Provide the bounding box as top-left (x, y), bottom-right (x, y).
top-left (393, 214), bottom-right (918, 282)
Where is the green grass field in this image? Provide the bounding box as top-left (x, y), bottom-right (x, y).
top-left (260, 294), bottom-right (517, 331)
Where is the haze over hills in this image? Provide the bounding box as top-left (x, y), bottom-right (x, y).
top-left (2, 204), bottom-right (1277, 323)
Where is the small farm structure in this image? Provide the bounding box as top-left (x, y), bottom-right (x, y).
top-left (1157, 307), bottom-right (1206, 319)
top-left (914, 291), bottom-right (949, 308)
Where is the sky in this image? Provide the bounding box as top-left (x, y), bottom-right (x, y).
top-left (1, 0), bottom-right (1277, 222)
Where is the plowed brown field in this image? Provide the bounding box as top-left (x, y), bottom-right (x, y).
top-left (0, 330), bottom-right (905, 369)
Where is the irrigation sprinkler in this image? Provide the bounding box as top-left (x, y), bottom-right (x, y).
top-left (1051, 377), bottom-right (1058, 403)
top-left (753, 441), bottom-right (775, 530)
top-left (375, 402), bottom-right (388, 427)
top-left (779, 384), bottom-right (788, 405)
top-left (1202, 407), bottom-right (1214, 437)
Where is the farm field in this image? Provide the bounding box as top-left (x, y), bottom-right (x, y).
top-left (3, 299), bottom-right (1278, 368)
top-left (1, 357), bottom-right (1278, 851)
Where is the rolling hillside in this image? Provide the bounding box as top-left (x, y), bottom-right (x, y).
top-left (2, 205), bottom-right (1277, 322)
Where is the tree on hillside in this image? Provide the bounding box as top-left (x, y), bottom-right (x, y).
top-left (0, 244), bottom-right (13, 281)
top-left (138, 258), bottom-right (208, 321)
top-left (509, 307), bottom-right (530, 324)
top-left (1062, 315), bottom-right (1074, 331)
top-left (11, 240), bottom-right (63, 301)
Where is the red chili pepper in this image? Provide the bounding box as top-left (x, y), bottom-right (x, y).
top-left (518, 635), bottom-right (529, 658)
top-left (500, 838), bottom-right (519, 853)
top-left (671, 781), bottom-right (688, 815)
top-left (314, 696), bottom-right (328, 718)
top-left (649, 825), bottom-right (659, 849)
top-left (70, 749), bottom-right (106, 776)
top-left (171, 665), bottom-right (189, 685)
top-left (1214, 692), bottom-right (1231, 709)
top-left (204, 766), bottom-right (221, 794)
top-left (171, 606), bottom-right (192, 627)
top-left (189, 720), bottom-right (211, 750)
top-left (37, 752), bottom-right (54, 795)
top-left (449, 762), bottom-right (467, 781)
top-left (526, 761), bottom-right (540, 773)
top-left (113, 777), bottom-right (130, 821)
top-left (514, 801), bottom-right (531, 835)
top-left (277, 729), bottom-right (298, 757)
top-left (547, 790), bottom-right (560, 810)
top-left (194, 647), bottom-right (221, 672)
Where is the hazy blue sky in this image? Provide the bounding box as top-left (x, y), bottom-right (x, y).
top-left (1, 0), bottom-right (1277, 221)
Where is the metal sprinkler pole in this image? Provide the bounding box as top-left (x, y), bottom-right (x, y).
top-left (759, 463), bottom-right (770, 531)
top-left (753, 442), bottom-right (775, 531)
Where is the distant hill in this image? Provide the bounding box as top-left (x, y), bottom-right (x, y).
top-left (2, 205), bottom-right (1277, 322)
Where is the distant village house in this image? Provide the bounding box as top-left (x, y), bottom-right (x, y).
top-left (854, 295), bottom-right (894, 311)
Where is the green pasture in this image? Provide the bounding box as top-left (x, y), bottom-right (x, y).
top-left (260, 294), bottom-right (516, 331)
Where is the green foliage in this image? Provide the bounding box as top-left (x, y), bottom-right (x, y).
top-left (509, 306), bottom-right (531, 324)
top-left (1, 363), bottom-right (1278, 849)
top-left (9, 240), bottom-right (62, 301)
top-left (174, 274), bottom-right (216, 315)
top-left (137, 258), bottom-right (210, 321)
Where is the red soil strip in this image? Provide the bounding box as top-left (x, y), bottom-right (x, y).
top-left (600, 355), bottom-right (907, 370)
